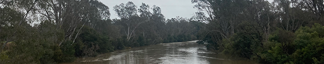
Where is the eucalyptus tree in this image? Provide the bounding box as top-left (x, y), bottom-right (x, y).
top-left (148, 5), bottom-right (165, 43)
top-left (192, 0), bottom-right (250, 50)
top-left (28, 0), bottom-right (111, 46)
top-left (139, 3), bottom-right (152, 18)
top-left (192, 0), bottom-right (251, 40)
top-left (137, 3), bottom-right (152, 38)
top-left (301, 0), bottom-right (324, 19)
top-left (192, 0), bottom-right (279, 55)
top-left (272, 0), bottom-right (312, 31)
top-left (114, 1), bottom-right (150, 41)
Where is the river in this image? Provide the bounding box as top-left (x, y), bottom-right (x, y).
top-left (60, 40), bottom-right (257, 64)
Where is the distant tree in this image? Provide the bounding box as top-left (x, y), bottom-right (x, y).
top-left (114, 1), bottom-right (149, 41)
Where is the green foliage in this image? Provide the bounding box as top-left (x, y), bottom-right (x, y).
top-left (260, 24), bottom-right (324, 64)
top-left (203, 32), bottom-right (222, 50)
top-left (216, 23), bottom-right (324, 64)
top-left (97, 36), bottom-right (113, 53)
top-left (0, 7), bottom-right (23, 26)
top-left (54, 41), bottom-right (75, 62)
top-left (113, 37), bottom-right (126, 50)
top-left (222, 22), bottom-right (263, 58)
top-left (136, 35), bottom-right (147, 46)
top-left (0, 0), bottom-right (203, 64)
top-left (193, 0), bottom-right (324, 64)
top-left (0, 51), bottom-right (9, 63)
top-left (1, 26), bottom-right (55, 64)
top-left (75, 26), bottom-right (114, 57)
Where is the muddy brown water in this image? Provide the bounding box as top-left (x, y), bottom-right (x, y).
top-left (60, 41), bottom-right (257, 64)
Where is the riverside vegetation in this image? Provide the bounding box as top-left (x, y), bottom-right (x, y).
top-left (194, 0), bottom-right (324, 64)
top-left (2, 0), bottom-right (324, 64)
top-left (0, 0), bottom-right (204, 64)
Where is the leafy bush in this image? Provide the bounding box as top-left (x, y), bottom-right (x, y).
top-left (222, 22), bottom-right (263, 59)
top-left (53, 41), bottom-right (75, 62)
top-left (261, 24), bottom-right (324, 64)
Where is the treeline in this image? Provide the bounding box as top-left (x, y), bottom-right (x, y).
top-left (193, 0), bottom-right (324, 64)
top-left (0, 0), bottom-right (204, 64)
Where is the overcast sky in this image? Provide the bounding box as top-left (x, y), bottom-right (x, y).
top-left (99, 0), bottom-right (274, 19)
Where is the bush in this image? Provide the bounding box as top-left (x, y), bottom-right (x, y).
top-left (222, 22), bottom-right (263, 59)
top-left (53, 41), bottom-right (75, 62)
top-left (0, 51), bottom-right (9, 63)
top-left (261, 24), bottom-right (324, 64)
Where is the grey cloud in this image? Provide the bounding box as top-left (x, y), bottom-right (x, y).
top-left (99, 0), bottom-right (274, 19)
top-left (99, 0), bottom-right (197, 19)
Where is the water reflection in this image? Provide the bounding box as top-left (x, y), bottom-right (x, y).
top-left (61, 41), bottom-right (257, 64)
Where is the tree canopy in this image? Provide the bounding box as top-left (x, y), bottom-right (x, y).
top-left (0, 0), bottom-right (204, 64)
top-left (193, 0), bottom-right (324, 63)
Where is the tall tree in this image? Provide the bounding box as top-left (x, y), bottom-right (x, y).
top-left (114, 1), bottom-right (149, 41)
